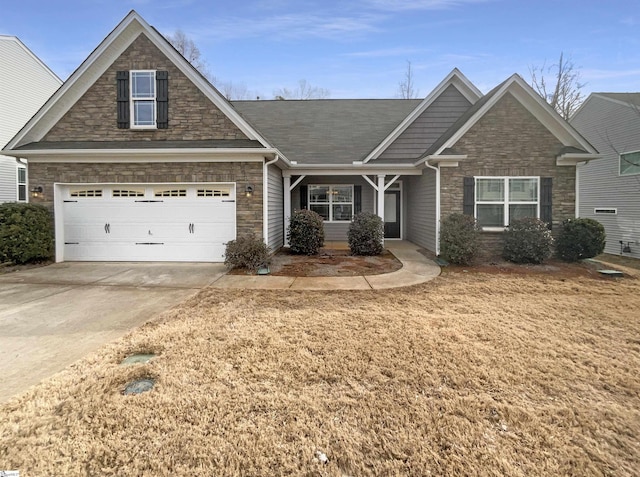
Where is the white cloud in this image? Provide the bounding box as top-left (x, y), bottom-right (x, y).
top-left (344, 47), bottom-right (430, 58)
top-left (364, 0), bottom-right (490, 11)
top-left (582, 68), bottom-right (640, 81)
top-left (188, 12), bottom-right (382, 42)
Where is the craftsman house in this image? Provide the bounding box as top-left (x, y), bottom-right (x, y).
top-left (2, 11), bottom-right (599, 262)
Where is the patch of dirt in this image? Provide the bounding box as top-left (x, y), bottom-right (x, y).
top-left (230, 248), bottom-right (403, 277)
top-left (0, 260), bottom-right (52, 275)
top-left (444, 257), bottom-right (638, 280)
top-left (595, 253), bottom-right (640, 270)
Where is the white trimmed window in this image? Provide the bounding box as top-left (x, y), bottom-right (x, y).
top-left (309, 185), bottom-right (353, 221)
top-left (476, 177), bottom-right (539, 227)
top-left (131, 71), bottom-right (156, 128)
top-left (620, 151), bottom-right (640, 176)
top-left (17, 166), bottom-right (26, 202)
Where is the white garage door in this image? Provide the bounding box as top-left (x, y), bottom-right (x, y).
top-left (59, 183), bottom-right (236, 262)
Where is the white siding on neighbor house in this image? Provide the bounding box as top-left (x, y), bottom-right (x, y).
top-left (267, 164), bottom-right (284, 251)
top-left (291, 176), bottom-right (375, 241)
top-left (571, 95), bottom-right (640, 258)
top-left (379, 84), bottom-right (472, 161)
top-left (0, 36), bottom-right (61, 203)
top-left (405, 168), bottom-right (437, 252)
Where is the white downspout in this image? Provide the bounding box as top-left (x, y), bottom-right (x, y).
top-left (263, 155), bottom-right (279, 247)
top-left (424, 162), bottom-right (441, 255)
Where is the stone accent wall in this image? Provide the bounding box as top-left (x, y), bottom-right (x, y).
top-left (440, 92), bottom-right (576, 258)
top-left (29, 161), bottom-right (263, 238)
top-left (43, 34), bottom-right (248, 142)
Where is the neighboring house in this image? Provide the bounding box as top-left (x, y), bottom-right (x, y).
top-left (570, 93), bottom-right (640, 259)
top-left (2, 11), bottom-right (598, 263)
top-left (0, 36), bottom-right (61, 203)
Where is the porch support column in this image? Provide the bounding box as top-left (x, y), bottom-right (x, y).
top-left (283, 175), bottom-right (291, 246)
top-left (377, 174), bottom-right (385, 220)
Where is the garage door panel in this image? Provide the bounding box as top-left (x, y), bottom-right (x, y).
top-left (60, 184), bottom-right (237, 262)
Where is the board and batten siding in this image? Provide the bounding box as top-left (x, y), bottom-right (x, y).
top-left (571, 95), bottom-right (640, 258)
top-left (291, 176), bottom-right (375, 241)
top-left (0, 36), bottom-right (61, 202)
top-left (267, 164), bottom-right (284, 251)
top-left (378, 84), bottom-right (472, 161)
top-left (405, 169), bottom-right (437, 252)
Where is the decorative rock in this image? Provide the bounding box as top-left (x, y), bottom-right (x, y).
top-left (315, 451), bottom-right (328, 464)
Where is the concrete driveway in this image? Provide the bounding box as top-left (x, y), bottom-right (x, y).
top-left (0, 262), bottom-right (227, 403)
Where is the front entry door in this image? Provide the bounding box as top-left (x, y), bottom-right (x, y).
top-left (384, 190), bottom-right (401, 238)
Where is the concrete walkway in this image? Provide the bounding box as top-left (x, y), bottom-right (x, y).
top-left (210, 240), bottom-right (441, 290)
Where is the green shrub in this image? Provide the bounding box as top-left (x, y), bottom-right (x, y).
top-left (348, 212), bottom-right (384, 256)
top-left (439, 213), bottom-right (480, 265)
top-left (0, 203), bottom-right (54, 264)
top-left (287, 209), bottom-right (324, 255)
top-left (503, 217), bottom-right (553, 264)
top-left (224, 234), bottom-right (270, 272)
top-left (556, 218), bottom-right (606, 262)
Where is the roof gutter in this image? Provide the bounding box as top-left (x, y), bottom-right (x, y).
top-left (556, 153), bottom-right (602, 166)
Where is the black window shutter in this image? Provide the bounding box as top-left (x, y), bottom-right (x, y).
top-left (299, 185), bottom-right (308, 209)
top-left (354, 185), bottom-right (362, 215)
top-left (156, 71), bottom-right (169, 129)
top-left (116, 71), bottom-right (130, 129)
top-left (463, 177), bottom-right (475, 215)
top-left (540, 177), bottom-right (553, 229)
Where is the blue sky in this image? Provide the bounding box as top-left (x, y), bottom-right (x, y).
top-left (2, 0), bottom-right (639, 99)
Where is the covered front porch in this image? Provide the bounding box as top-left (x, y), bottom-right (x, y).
top-left (281, 167), bottom-right (439, 253)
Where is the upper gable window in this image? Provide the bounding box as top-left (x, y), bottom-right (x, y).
top-left (131, 71), bottom-right (156, 128)
top-left (117, 70), bottom-right (168, 130)
top-left (620, 151), bottom-right (640, 176)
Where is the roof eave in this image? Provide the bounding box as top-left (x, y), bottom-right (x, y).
top-left (556, 153), bottom-right (602, 166)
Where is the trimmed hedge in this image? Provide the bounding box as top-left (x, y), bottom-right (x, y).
top-left (439, 213), bottom-right (480, 265)
top-left (224, 234), bottom-right (270, 272)
top-left (287, 209), bottom-right (325, 255)
top-left (556, 218), bottom-right (606, 262)
top-left (0, 203), bottom-right (54, 264)
top-left (348, 212), bottom-right (384, 256)
top-left (503, 217), bottom-right (553, 264)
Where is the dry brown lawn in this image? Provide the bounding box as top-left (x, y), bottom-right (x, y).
top-left (1, 264), bottom-right (639, 476)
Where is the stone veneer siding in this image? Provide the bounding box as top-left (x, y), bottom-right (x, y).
top-left (43, 34), bottom-right (248, 142)
top-left (440, 93), bottom-right (576, 258)
top-left (29, 161), bottom-right (263, 239)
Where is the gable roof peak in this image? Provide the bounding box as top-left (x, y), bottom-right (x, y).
top-left (362, 68), bottom-right (482, 162)
top-left (4, 10), bottom-right (271, 151)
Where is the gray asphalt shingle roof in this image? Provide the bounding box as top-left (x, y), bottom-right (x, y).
top-left (232, 99), bottom-right (421, 164)
top-left (597, 93), bottom-right (640, 107)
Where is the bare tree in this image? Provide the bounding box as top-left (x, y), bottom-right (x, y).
top-left (273, 79), bottom-right (330, 100)
top-left (165, 29), bottom-right (216, 83)
top-left (217, 80), bottom-right (259, 101)
top-left (529, 52), bottom-right (585, 120)
top-left (398, 60), bottom-right (419, 99)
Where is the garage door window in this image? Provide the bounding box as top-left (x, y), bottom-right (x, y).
top-left (155, 189), bottom-right (187, 197)
top-left (70, 189), bottom-right (103, 197)
top-left (113, 189), bottom-right (145, 197)
top-left (197, 187), bottom-right (231, 197)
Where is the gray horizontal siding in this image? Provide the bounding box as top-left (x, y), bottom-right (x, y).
top-left (267, 164), bottom-right (284, 251)
top-left (379, 84), bottom-right (472, 161)
top-left (405, 169), bottom-right (437, 252)
top-left (571, 95), bottom-right (640, 258)
top-left (0, 157), bottom-right (18, 203)
top-left (291, 176), bottom-right (375, 241)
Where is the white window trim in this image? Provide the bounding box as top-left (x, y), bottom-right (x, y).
top-left (130, 70), bottom-right (157, 129)
top-left (308, 184), bottom-right (354, 222)
top-left (475, 176), bottom-right (540, 230)
top-left (619, 150), bottom-right (640, 176)
top-left (17, 164), bottom-right (27, 202)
